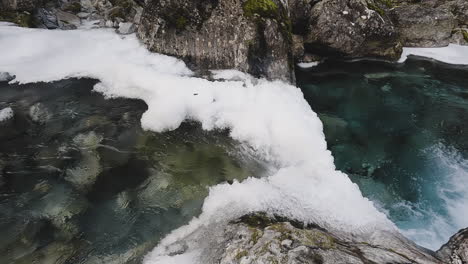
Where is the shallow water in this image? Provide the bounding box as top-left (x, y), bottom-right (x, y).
top-left (296, 58), bottom-right (468, 250)
top-left (0, 79), bottom-right (266, 263)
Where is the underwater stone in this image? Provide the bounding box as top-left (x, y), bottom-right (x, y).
top-left (29, 102), bottom-right (51, 123)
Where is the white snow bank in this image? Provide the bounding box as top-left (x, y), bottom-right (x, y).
top-left (399, 44), bottom-right (468, 65)
top-left (0, 23), bottom-right (394, 263)
top-left (0, 107), bottom-right (13, 122)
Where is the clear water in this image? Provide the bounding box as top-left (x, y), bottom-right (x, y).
top-left (296, 57), bottom-right (468, 250)
top-left (0, 79), bottom-right (266, 263)
top-left (0, 57), bottom-right (467, 263)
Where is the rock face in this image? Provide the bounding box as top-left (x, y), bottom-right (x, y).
top-left (0, 0), bottom-right (40, 11)
top-left (198, 213), bottom-right (444, 264)
top-left (300, 0), bottom-right (402, 60)
top-left (390, 4), bottom-right (456, 47)
top-left (137, 0), bottom-right (294, 82)
top-left (437, 227), bottom-right (468, 264)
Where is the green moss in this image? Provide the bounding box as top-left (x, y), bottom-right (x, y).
top-left (377, 0), bottom-right (394, 8)
top-left (367, 2), bottom-right (386, 16)
top-left (249, 227), bottom-right (262, 244)
top-left (235, 250), bottom-right (248, 260)
top-left (175, 16), bottom-right (188, 30)
top-left (0, 11), bottom-right (33, 27)
top-left (242, 0), bottom-right (279, 19)
top-left (462, 30), bottom-right (468, 43)
top-left (302, 230), bottom-right (335, 249)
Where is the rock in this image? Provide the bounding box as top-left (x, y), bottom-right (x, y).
top-left (0, 0), bottom-right (39, 12)
top-left (76, 11), bottom-right (90, 18)
top-left (65, 132), bottom-right (103, 191)
top-left (450, 28), bottom-right (468, 45)
top-left (439, 0), bottom-right (468, 26)
top-left (117, 21), bottom-right (134, 34)
top-left (105, 19), bottom-right (113, 27)
top-left (390, 4), bottom-right (456, 47)
top-left (79, 0), bottom-right (96, 13)
top-left (292, 34), bottom-right (305, 60)
top-left (34, 8), bottom-right (59, 29)
top-left (437, 227), bottom-right (468, 264)
top-left (157, 213), bottom-right (443, 263)
top-left (0, 107), bottom-right (14, 122)
top-left (29, 102), bottom-right (52, 123)
top-left (56, 10), bottom-right (80, 29)
top-left (302, 0), bottom-right (402, 60)
top-left (137, 0), bottom-right (294, 82)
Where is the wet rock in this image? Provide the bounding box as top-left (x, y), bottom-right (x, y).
top-left (390, 4), bottom-right (456, 47)
top-left (56, 9), bottom-right (80, 29)
top-left (117, 21), bottom-right (134, 34)
top-left (210, 214), bottom-right (440, 264)
top-left (137, 0), bottom-right (294, 82)
top-left (303, 0), bottom-right (402, 60)
top-left (166, 213), bottom-right (443, 263)
top-left (437, 227), bottom-right (468, 264)
top-left (29, 102), bottom-right (52, 123)
top-left (34, 8), bottom-right (59, 29)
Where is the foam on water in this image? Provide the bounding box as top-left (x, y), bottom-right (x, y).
top-left (401, 144), bottom-right (468, 250)
top-left (0, 23), bottom-right (395, 263)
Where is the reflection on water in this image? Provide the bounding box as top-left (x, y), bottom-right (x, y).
top-left (0, 79), bottom-right (266, 263)
top-left (296, 58), bottom-right (468, 250)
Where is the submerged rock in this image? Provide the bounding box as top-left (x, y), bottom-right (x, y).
top-left (29, 102), bottom-right (52, 123)
top-left (65, 132), bottom-right (103, 191)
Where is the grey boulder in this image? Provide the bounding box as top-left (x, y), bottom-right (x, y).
top-left (390, 4), bottom-right (456, 47)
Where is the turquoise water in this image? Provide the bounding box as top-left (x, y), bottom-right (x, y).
top-left (296, 57), bottom-right (468, 249)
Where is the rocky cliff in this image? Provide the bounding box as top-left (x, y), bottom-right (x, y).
top-left (437, 227), bottom-right (468, 264)
top-left (137, 0), bottom-right (294, 82)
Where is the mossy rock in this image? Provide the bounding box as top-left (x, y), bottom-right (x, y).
top-left (242, 0), bottom-right (279, 19)
top-left (462, 30), bottom-right (468, 43)
top-left (0, 11), bottom-right (33, 27)
top-left (367, 2), bottom-right (386, 16)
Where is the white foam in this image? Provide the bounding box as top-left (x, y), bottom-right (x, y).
top-left (297, 61), bottom-right (320, 68)
top-left (0, 107), bottom-right (13, 122)
top-left (399, 44), bottom-right (468, 65)
top-left (0, 23), bottom-right (394, 263)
